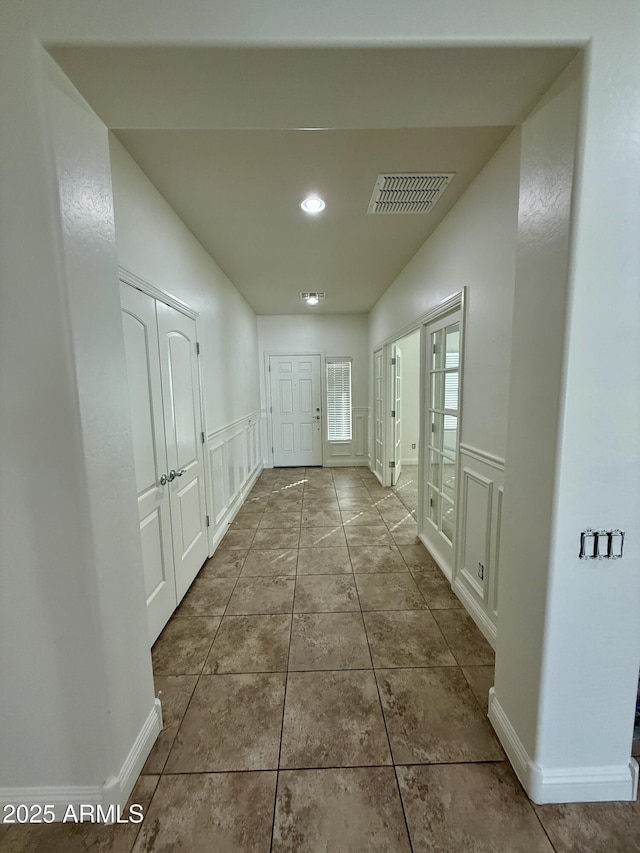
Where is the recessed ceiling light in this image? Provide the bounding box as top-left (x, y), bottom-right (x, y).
top-left (300, 291), bottom-right (325, 306)
top-left (300, 195), bottom-right (325, 215)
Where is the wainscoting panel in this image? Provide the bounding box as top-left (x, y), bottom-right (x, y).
top-left (206, 410), bottom-right (264, 554)
top-left (452, 444), bottom-right (505, 647)
top-left (324, 407), bottom-right (370, 467)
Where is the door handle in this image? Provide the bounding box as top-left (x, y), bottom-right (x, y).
top-left (168, 469), bottom-right (177, 482)
top-left (160, 473), bottom-right (169, 486)
top-left (314, 415), bottom-right (321, 420)
top-left (175, 468), bottom-right (187, 477)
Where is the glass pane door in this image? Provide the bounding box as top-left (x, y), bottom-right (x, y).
top-left (426, 317), bottom-right (460, 545)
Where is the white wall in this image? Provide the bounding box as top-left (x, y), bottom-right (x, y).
top-left (258, 314), bottom-right (369, 466)
top-left (398, 329), bottom-right (420, 463)
top-left (110, 136), bottom-right (260, 433)
top-left (369, 130), bottom-right (520, 462)
top-left (2, 0), bottom-right (639, 810)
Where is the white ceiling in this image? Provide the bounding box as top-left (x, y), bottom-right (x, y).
top-left (50, 46), bottom-right (577, 315)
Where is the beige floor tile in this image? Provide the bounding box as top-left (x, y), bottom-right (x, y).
top-left (280, 670), bottom-right (391, 768)
top-left (341, 507), bottom-right (385, 527)
top-left (462, 665), bottom-right (495, 714)
top-left (142, 675), bottom-right (198, 773)
top-left (272, 767), bottom-right (411, 852)
top-left (433, 609), bottom-right (495, 665)
top-left (349, 545), bottom-right (407, 573)
top-left (534, 798), bottom-right (640, 853)
top-left (252, 528), bottom-right (300, 549)
top-left (198, 549), bottom-right (247, 577)
top-left (289, 612), bottom-right (371, 670)
top-left (151, 616), bottom-right (221, 675)
top-left (301, 509), bottom-right (342, 527)
top-left (398, 543), bottom-right (438, 570)
top-left (258, 511), bottom-right (301, 529)
top-left (338, 496), bottom-right (376, 510)
top-left (294, 574), bottom-right (360, 612)
top-left (165, 673), bottom-right (285, 772)
top-left (132, 772), bottom-right (276, 853)
top-left (345, 525), bottom-right (395, 546)
top-left (231, 511), bottom-right (264, 529)
top-left (203, 614), bottom-right (291, 673)
top-left (376, 667), bottom-right (503, 764)
top-left (241, 548), bottom-right (298, 576)
top-left (364, 610), bottom-right (456, 668)
top-left (226, 577), bottom-right (295, 615)
top-left (218, 528), bottom-right (257, 550)
top-left (175, 577), bottom-right (236, 617)
top-left (302, 498), bottom-right (341, 512)
top-left (296, 547), bottom-right (352, 575)
top-left (299, 526), bottom-right (347, 548)
top-left (397, 763), bottom-right (554, 852)
top-left (0, 775), bottom-right (159, 853)
top-left (355, 573), bottom-right (427, 611)
top-left (412, 568), bottom-right (463, 609)
top-left (243, 495), bottom-right (270, 511)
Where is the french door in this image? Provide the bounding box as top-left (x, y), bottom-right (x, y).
top-left (121, 282), bottom-right (208, 643)
top-left (374, 349), bottom-right (385, 482)
top-left (270, 354), bottom-right (322, 466)
top-left (422, 311), bottom-right (461, 568)
top-left (391, 342), bottom-right (402, 485)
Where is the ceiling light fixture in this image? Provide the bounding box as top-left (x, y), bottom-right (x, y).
top-left (300, 291), bottom-right (325, 306)
top-left (300, 195), bottom-right (325, 215)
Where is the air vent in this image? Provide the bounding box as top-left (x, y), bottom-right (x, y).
top-left (300, 292), bottom-right (325, 304)
top-left (368, 173), bottom-right (455, 215)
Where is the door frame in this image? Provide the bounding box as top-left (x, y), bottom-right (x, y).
top-left (371, 288), bottom-right (466, 573)
top-left (264, 350), bottom-right (325, 468)
top-left (119, 267), bottom-right (213, 555)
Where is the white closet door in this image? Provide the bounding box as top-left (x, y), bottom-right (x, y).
top-left (120, 283), bottom-right (176, 644)
top-left (156, 302), bottom-right (208, 600)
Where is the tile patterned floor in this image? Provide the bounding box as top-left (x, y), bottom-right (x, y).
top-left (3, 466), bottom-right (640, 852)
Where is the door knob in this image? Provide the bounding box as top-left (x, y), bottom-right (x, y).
top-left (168, 469), bottom-right (177, 482)
top-left (175, 468), bottom-right (187, 477)
top-left (314, 415), bottom-right (321, 420)
top-left (160, 473), bottom-right (169, 486)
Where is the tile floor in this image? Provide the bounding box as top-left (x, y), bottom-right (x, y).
top-left (3, 466), bottom-right (640, 852)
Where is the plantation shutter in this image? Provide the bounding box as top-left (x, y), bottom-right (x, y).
top-left (326, 358), bottom-right (352, 441)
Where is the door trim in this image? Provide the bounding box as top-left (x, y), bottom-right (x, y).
top-left (264, 350), bottom-right (325, 468)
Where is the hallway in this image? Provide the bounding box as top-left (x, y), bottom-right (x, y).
top-left (4, 466), bottom-right (640, 852)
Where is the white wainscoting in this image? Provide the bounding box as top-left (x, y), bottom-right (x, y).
top-left (324, 407), bottom-right (370, 467)
top-left (206, 410), bottom-right (264, 554)
top-left (452, 443), bottom-right (505, 647)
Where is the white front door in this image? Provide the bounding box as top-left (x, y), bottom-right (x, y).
top-left (270, 354), bottom-right (322, 466)
top-left (392, 343), bottom-right (402, 485)
top-left (120, 284), bottom-right (177, 643)
top-left (156, 302), bottom-right (209, 601)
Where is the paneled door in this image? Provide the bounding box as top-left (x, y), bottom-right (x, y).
top-left (270, 354), bottom-right (322, 466)
top-left (156, 302), bottom-right (209, 601)
top-left (374, 349), bottom-right (385, 483)
top-left (121, 282), bottom-right (209, 643)
top-left (391, 342), bottom-right (402, 486)
top-left (423, 311), bottom-right (461, 569)
top-left (120, 284), bottom-right (176, 643)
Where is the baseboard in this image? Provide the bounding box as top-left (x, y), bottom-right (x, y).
top-left (488, 689), bottom-right (639, 803)
top-left (208, 462), bottom-right (263, 557)
top-left (102, 699), bottom-right (163, 810)
top-left (0, 700), bottom-right (162, 822)
top-left (324, 460), bottom-right (369, 468)
top-left (418, 532), bottom-right (453, 582)
top-left (452, 575), bottom-right (497, 650)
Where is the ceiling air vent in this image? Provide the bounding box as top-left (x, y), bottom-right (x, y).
top-left (367, 173), bottom-right (455, 214)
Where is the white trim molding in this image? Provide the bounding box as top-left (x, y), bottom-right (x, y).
top-left (0, 700), bottom-right (162, 822)
top-left (488, 690), bottom-right (639, 803)
top-left (118, 267), bottom-right (199, 319)
top-left (458, 443), bottom-right (506, 471)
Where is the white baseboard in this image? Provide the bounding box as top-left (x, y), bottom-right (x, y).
top-left (417, 532), bottom-right (453, 582)
top-left (0, 699), bottom-right (162, 822)
top-left (324, 460), bottom-right (370, 468)
top-left (488, 689), bottom-right (639, 803)
top-left (208, 462), bottom-right (263, 557)
top-left (452, 575), bottom-right (497, 650)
